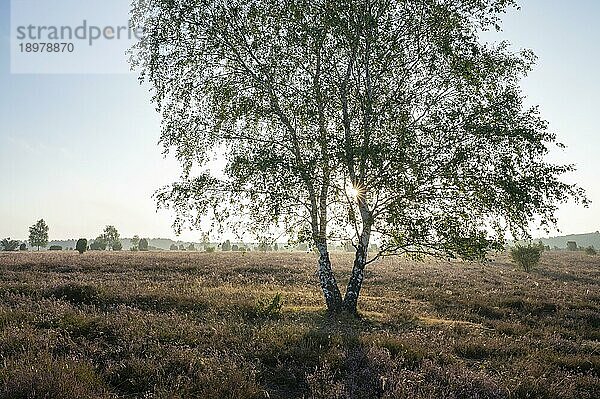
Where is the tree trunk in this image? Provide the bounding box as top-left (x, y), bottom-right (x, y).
top-left (343, 226), bottom-right (371, 314)
top-left (316, 243), bottom-right (343, 312)
top-left (343, 243), bottom-right (368, 313)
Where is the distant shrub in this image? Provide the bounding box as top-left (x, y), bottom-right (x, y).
top-left (169, 244), bottom-right (178, 250)
top-left (187, 243), bottom-right (196, 251)
top-left (257, 243), bottom-right (272, 252)
top-left (1, 238), bottom-right (20, 252)
top-left (138, 239), bottom-right (149, 251)
top-left (585, 246), bottom-right (597, 256)
top-left (205, 246), bottom-right (215, 253)
top-left (256, 293), bottom-right (283, 318)
top-left (231, 244), bottom-right (239, 251)
top-left (19, 243), bottom-right (27, 251)
top-left (179, 245), bottom-right (186, 251)
top-left (130, 235), bottom-right (140, 251)
top-left (49, 245), bottom-right (63, 251)
top-left (76, 239), bottom-right (87, 254)
top-left (344, 240), bottom-right (355, 252)
top-left (511, 243), bottom-right (544, 272)
top-left (295, 242), bottom-right (308, 252)
top-left (90, 237), bottom-right (107, 251)
top-left (567, 241), bottom-right (578, 251)
top-left (112, 241), bottom-right (123, 251)
top-left (222, 240), bottom-right (232, 251)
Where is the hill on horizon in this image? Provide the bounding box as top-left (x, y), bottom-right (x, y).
top-left (535, 231), bottom-right (600, 249)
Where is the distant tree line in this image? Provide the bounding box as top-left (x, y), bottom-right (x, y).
top-left (0, 220), bottom-right (150, 253)
top-left (3, 218), bottom-right (381, 254)
top-left (2, 222), bottom-right (385, 254)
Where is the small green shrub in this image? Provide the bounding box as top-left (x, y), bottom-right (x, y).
top-left (256, 293), bottom-right (283, 318)
top-left (76, 239), bottom-right (87, 254)
top-left (585, 246), bottom-right (597, 256)
top-left (510, 243), bottom-right (544, 272)
top-left (205, 246), bottom-right (215, 253)
top-left (49, 245), bottom-right (63, 251)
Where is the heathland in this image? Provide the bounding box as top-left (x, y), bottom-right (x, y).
top-left (0, 251), bottom-right (598, 398)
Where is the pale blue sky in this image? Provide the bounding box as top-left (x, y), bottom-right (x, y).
top-left (0, 1), bottom-right (598, 241)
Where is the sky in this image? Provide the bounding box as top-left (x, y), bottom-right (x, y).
top-left (0, 0), bottom-right (599, 241)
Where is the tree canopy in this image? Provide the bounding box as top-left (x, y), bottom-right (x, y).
top-left (131, 0), bottom-right (587, 313)
top-left (103, 225), bottom-right (121, 251)
top-left (29, 219), bottom-right (49, 251)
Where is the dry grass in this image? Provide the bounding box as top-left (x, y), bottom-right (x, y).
top-left (0, 250), bottom-right (598, 398)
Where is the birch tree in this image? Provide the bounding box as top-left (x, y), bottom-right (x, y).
top-left (131, 0), bottom-right (586, 313)
top-left (29, 219), bottom-right (49, 251)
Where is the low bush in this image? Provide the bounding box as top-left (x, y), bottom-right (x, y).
top-left (256, 293), bottom-right (283, 318)
top-left (511, 243), bottom-right (544, 272)
top-left (49, 245), bottom-right (63, 251)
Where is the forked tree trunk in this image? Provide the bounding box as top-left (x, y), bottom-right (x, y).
top-left (316, 243), bottom-right (343, 311)
top-left (315, 229), bottom-right (371, 314)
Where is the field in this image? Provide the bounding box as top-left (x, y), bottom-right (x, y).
top-left (0, 251), bottom-right (598, 398)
